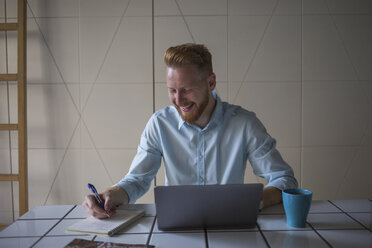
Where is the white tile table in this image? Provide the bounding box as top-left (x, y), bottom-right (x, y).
top-left (0, 200), bottom-right (371, 248)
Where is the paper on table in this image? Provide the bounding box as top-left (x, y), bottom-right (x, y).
top-left (66, 209), bottom-right (145, 236)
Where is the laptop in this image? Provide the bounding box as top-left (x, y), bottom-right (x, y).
top-left (154, 183), bottom-right (263, 230)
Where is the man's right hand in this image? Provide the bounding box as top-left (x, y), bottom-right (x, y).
top-left (82, 186), bottom-right (130, 219)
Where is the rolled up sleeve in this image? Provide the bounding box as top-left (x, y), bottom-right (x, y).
top-left (115, 115), bottom-right (163, 203)
top-left (247, 117), bottom-right (298, 191)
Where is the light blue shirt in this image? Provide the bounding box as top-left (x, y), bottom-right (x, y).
top-left (116, 95), bottom-right (298, 203)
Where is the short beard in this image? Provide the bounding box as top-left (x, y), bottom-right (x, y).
top-left (174, 90), bottom-right (209, 124)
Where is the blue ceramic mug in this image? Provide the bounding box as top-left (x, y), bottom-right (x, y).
top-left (282, 189), bottom-right (312, 228)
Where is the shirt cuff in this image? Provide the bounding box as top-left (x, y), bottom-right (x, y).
top-left (114, 182), bottom-right (139, 204)
top-left (266, 176), bottom-right (298, 191)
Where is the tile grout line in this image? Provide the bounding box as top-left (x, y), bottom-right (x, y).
top-left (146, 215), bottom-right (157, 245)
top-left (204, 228), bottom-right (209, 248)
top-left (174, 0), bottom-right (195, 43)
top-left (300, 0), bottom-right (304, 189)
top-left (30, 205), bottom-right (77, 247)
top-left (232, 0), bottom-right (280, 104)
top-left (256, 223), bottom-right (271, 248)
top-left (78, 0), bottom-right (82, 160)
top-left (306, 221), bottom-right (333, 248)
top-left (152, 0), bottom-right (157, 187)
top-left (226, 0), bottom-right (229, 102)
top-left (152, 0), bottom-right (155, 116)
top-left (328, 200), bottom-right (371, 232)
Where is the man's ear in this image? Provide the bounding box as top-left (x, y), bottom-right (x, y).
top-left (208, 73), bottom-right (216, 91)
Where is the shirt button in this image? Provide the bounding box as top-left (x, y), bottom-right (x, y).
top-left (200, 177), bottom-right (204, 183)
top-left (200, 154), bottom-right (203, 159)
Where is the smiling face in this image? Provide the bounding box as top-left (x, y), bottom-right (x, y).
top-left (166, 64), bottom-right (216, 128)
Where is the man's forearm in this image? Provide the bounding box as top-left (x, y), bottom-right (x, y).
top-left (262, 186), bottom-right (282, 208)
top-left (104, 185), bottom-right (130, 206)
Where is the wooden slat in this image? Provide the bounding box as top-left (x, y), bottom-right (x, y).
top-left (0, 74), bottom-right (18, 81)
top-left (0, 174), bottom-right (19, 181)
top-left (0, 124), bottom-right (18, 130)
top-left (0, 23), bottom-right (18, 31)
top-left (18, 0), bottom-right (28, 216)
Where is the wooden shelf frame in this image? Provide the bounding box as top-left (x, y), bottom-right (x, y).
top-left (0, 0), bottom-right (28, 218)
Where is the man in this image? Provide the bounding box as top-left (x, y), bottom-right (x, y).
top-left (83, 43), bottom-right (298, 219)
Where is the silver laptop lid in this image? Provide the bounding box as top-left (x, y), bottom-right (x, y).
top-left (154, 183), bottom-right (263, 230)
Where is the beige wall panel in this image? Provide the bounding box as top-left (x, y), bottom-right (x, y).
top-left (302, 146), bottom-right (358, 200)
top-left (80, 0), bottom-right (130, 17)
top-left (79, 17), bottom-right (121, 84)
top-left (45, 149), bottom-right (113, 205)
top-left (35, 18), bottom-right (79, 83)
top-left (0, 182), bottom-right (14, 223)
top-left (9, 149), bottom-right (65, 209)
top-left (154, 16), bottom-right (193, 82)
top-left (228, 15), bottom-right (270, 83)
top-left (15, 84), bottom-right (80, 149)
top-left (154, 0), bottom-right (180, 16)
top-left (96, 17), bottom-right (152, 83)
top-left (303, 81), bottom-right (370, 146)
top-left (332, 15), bottom-right (372, 80)
top-left (230, 82), bottom-right (301, 147)
top-left (26, 18), bottom-right (64, 84)
top-left (154, 82), bottom-right (170, 111)
top-left (100, 149), bottom-right (155, 203)
top-left (177, 0), bottom-right (227, 15)
top-left (0, 21), bottom-right (6, 72)
top-left (336, 146), bottom-right (372, 199)
top-left (245, 16), bottom-right (301, 82)
top-left (27, 0), bottom-right (78, 17)
top-left (303, 15), bottom-right (358, 81)
top-left (99, 149), bottom-right (137, 184)
top-left (125, 0), bottom-right (152, 17)
top-left (83, 84), bottom-right (153, 149)
top-left (228, 0), bottom-right (277, 15)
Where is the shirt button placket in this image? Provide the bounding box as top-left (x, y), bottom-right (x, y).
top-left (198, 131), bottom-right (205, 185)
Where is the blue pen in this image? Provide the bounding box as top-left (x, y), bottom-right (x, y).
top-left (88, 183), bottom-right (110, 217)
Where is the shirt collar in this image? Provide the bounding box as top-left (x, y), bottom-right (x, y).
top-left (176, 93), bottom-right (224, 131)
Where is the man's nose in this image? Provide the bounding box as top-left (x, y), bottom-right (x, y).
top-left (175, 91), bottom-right (185, 105)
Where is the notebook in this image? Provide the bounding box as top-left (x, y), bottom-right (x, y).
top-left (66, 209), bottom-right (145, 236)
top-left (154, 183), bottom-right (263, 230)
top-left (64, 238), bottom-right (155, 248)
